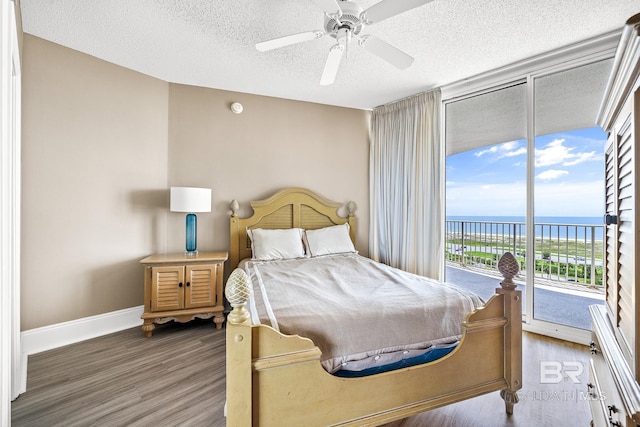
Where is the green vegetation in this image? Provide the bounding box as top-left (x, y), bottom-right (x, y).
top-left (446, 234), bottom-right (604, 288)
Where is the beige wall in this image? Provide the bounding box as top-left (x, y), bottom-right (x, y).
top-left (21, 35), bottom-right (371, 330)
top-left (21, 35), bottom-right (170, 330)
top-left (166, 84), bottom-right (370, 256)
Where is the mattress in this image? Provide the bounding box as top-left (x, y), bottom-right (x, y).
top-left (244, 253), bottom-right (484, 374)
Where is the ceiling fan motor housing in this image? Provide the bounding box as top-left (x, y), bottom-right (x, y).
top-left (324, 1), bottom-right (364, 36)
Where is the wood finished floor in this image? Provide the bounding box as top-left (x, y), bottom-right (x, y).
top-left (12, 320), bottom-right (592, 426)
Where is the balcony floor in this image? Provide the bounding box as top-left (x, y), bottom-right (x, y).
top-left (445, 265), bottom-right (604, 330)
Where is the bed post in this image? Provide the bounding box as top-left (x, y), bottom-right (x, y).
top-left (346, 201), bottom-right (357, 245)
top-left (225, 268), bottom-right (253, 426)
top-left (229, 199), bottom-right (240, 270)
top-left (497, 252), bottom-right (522, 414)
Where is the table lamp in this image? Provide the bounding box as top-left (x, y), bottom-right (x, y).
top-left (170, 187), bottom-right (212, 256)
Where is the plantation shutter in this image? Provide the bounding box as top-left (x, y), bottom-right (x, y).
top-left (604, 133), bottom-right (618, 322)
top-left (604, 115), bottom-right (637, 371)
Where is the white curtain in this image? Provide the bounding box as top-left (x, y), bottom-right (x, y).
top-left (369, 90), bottom-right (443, 279)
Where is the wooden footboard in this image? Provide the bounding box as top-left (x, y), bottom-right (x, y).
top-left (225, 254), bottom-right (522, 426)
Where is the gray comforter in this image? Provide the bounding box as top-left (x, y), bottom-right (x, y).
top-left (245, 253), bottom-right (484, 373)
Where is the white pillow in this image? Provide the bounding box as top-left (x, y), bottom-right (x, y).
top-left (305, 223), bottom-right (356, 257)
top-left (247, 228), bottom-right (306, 261)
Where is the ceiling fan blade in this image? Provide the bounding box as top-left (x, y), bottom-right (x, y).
top-left (362, 0), bottom-right (434, 24)
top-left (320, 44), bottom-right (345, 85)
top-left (256, 30), bottom-right (325, 52)
top-left (311, 0), bottom-right (342, 15)
top-left (359, 35), bottom-right (414, 69)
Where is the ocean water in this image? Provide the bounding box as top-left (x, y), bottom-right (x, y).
top-left (446, 216), bottom-right (604, 240)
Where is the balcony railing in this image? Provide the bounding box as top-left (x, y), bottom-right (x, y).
top-left (445, 219), bottom-right (604, 289)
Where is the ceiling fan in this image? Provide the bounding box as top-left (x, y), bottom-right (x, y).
top-left (256, 0), bottom-right (434, 85)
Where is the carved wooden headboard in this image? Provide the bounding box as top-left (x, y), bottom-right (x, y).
top-left (229, 187), bottom-right (356, 269)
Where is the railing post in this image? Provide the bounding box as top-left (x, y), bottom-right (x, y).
top-left (590, 227), bottom-right (596, 287)
top-left (461, 221), bottom-right (465, 266)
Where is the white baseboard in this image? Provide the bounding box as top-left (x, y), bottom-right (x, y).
top-left (21, 305), bottom-right (144, 356)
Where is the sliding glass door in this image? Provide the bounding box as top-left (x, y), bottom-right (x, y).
top-left (445, 55), bottom-right (614, 342)
top-left (531, 59), bottom-right (612, 333)
top-left (445, 82), bottom-right (527, 307)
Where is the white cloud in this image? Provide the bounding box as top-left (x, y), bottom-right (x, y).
top-left (474, 146), bottom-right (498, 157)
top-left (501, 141), bottom-right (519, 151)
top-left (503, 147), bottom-right (527, 157)
top-left (474, 141), bottom-right (525, 158)
top-left (535, 139), bottom-right (568, 166)
top-left (536, 169), bottom-right (569, 180)
top-left (535, 138), bottom-right (600, 167)
top-left (563, 151), bottom-right (598, 166)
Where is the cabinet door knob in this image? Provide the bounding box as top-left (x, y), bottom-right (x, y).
top-left (178, 282), bottom-right (183, 288)
top-left (186, 282), bottom-right (191, 287)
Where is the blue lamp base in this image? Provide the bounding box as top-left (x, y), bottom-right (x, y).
top-left (185, 213), bottom-right (198, 256)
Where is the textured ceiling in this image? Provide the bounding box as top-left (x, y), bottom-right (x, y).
top-left (19, 0), bottom-right (640, 110)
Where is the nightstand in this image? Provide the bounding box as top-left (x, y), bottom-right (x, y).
top-left (139, 251), bottom-right (228, 337)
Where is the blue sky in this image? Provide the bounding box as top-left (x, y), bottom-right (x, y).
top-left (446, 126), bottom-right (607, 217)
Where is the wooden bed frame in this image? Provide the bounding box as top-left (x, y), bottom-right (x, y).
top-left (225, 187), bottom-right (522, 426)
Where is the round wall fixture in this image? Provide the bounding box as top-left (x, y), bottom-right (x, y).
top-left (230, 102), bottom-right (243, 114)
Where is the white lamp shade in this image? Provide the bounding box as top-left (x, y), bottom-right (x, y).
top-left (170, 187), bottom-right (212, 213)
